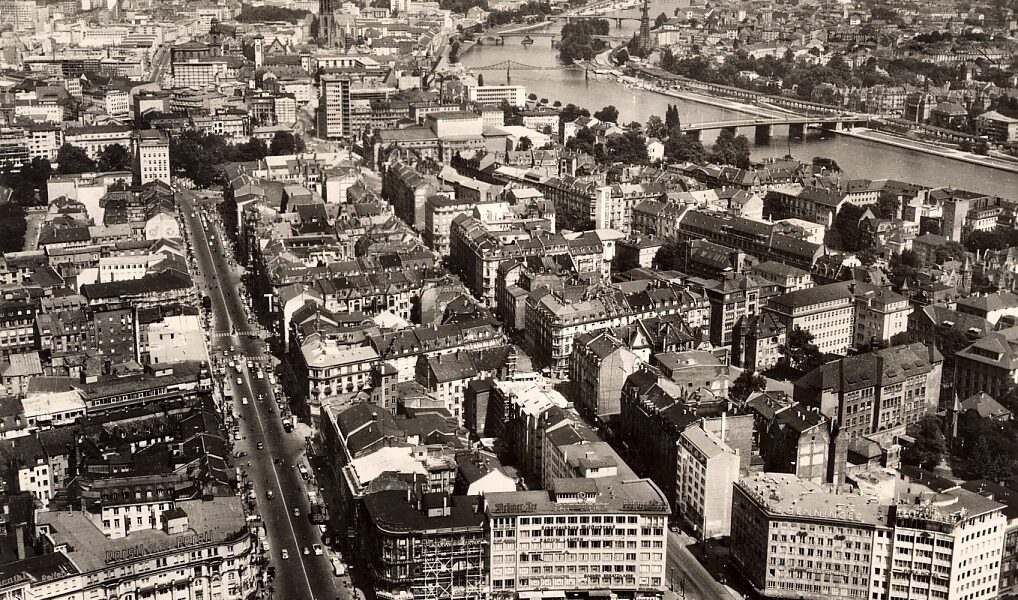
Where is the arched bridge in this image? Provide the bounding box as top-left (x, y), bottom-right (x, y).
top-left (681, 116), bottom-right (871, 142)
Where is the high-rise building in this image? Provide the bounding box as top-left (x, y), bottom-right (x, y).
top-left (0, 0), bottom-right (40, 30)
top-left (317, 74), bottom-right (350, 139)
top-left (732, 472), bottom-right (1008, 600)
top-left (135, 129), bottom-right (170, 185)
top-left (485, 477), bottom-right (670, 597)
top-left (731, 472), bottom-right (897, 599)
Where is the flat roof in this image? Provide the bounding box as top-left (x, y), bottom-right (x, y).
top-left (737, 472), bottom-right (888, 527)
top-left (37, 497), bottom-right (247, 573)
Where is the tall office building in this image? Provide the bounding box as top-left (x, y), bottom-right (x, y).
top-left (317, 74), bottom-right (350, 139)
top-left (135, 129), bottom-right (170, 185)
top-left (731, 472), bottom-right (1007, 600)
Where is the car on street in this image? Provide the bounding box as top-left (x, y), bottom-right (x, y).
top-left (236, 377), bottom-right (242, 385)
top-left (313, 544), bottom-right (323, 556)
top-left (303, 547), bottom-right (310, 555)
top-left (235, 451), bottom-right (247, 458)
top-left (233, 432), bottom-right (241, 440)
top-left (257, 370), bottom-right (264, 379)
top-left (256, 442), bottom-right (264, 450)
top-left (281, 549), bottom-right (289, 560)
top-left (266, 490), bottom-right (274, 499)
top-left (241, 397), bottom-right (249, 405)
top-left (293, 507), bottom-right (301, 517)
top-left (247, 361), bottom-right (254, 369)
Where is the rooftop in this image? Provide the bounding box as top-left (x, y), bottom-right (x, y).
top-left (37, 497), bottom-right (247, 573)
top-left (737, 472), bottom-right (889, 526)
top-left (485, 475), bottom-right (669, 517)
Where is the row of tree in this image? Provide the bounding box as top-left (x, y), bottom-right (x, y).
top-left (558, 19), bottom-right (610, 64)
top-left (485, 1), bottom-right (553, 27)
top-left (170, 130), bottom-right (305, 188)
top-left (659, 48), bottom-right (968, 103)
top-left (236, 4), bottom-right (309, 23)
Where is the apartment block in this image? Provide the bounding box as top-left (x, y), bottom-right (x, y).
top-left (730, 472), bottom-right (894, 599)
top-left (794, 342), bottom-right (944, 443)
top-left (765, 281), bottom-right (856, 355)
top-left (485, 477), bottom-right (670, 597)
top-left (677, 424), bottom-right (739, 539)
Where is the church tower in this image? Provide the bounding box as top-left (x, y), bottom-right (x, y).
top-left (638, 0), bottom-right (652, 55)
top-left (318, 0), bottom-right (335, 48)
top-left (209, 18), bottom-right (222, 56)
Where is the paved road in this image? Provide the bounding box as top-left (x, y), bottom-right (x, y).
top-left (180, 192), bottom-right (343, 600)
top-left (667, 532), bottom-right (738, 600)
top-left (150, 44), bottom-right (171, 84)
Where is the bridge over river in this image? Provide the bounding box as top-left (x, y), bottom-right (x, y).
top-left (681, 116), bottom-right (871, 143)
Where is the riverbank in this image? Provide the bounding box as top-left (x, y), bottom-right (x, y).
top-left (612, 69), bottom-right (1018, 176)
top-left (835, 128), bottom-right (1018, 175)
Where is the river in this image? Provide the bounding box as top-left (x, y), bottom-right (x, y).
top-left (459, 5), bottom-right (1018, 199)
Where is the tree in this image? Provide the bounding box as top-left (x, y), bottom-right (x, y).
top-left (560, 103), bottom-right (589, 123)
top-left (616, 48), bottom-right (630, 64)
top-left (170, 130), bottom-right (226, 188)
top-left (645, 115), bottom-right (667, 140)
top-left (227, 138), bottom-right (268, 162)
top-left (0, 203), bottom-right (26, 252)
top-left (934, 240), bottom-right (968, 264)
top-left (901, 416), bottom-right (947, 470)
top-left (269, 131), bottom-right (300, 156)
top-left (56, 144), bottom-right (97, 175)
top-left (779, 327), bottom-right (825, 374)
top-left (604, 130), bottom-right (648, 164)
top-left (516, 136), bottom-right (533, 151)
top-left (237, 4), bottom-right (309, 23)
top-left (730, 369), bottom-right (767, 403)
top-left (593, 105), bottom-right (619, 123)
top-left (812, 156), bottom-right (840, 172)
top-left (709, 129), bottom-right (751, 168)
top-left (477, 73), bottom-right (485, 86)
top-left (959, 138), bottom-right (973, 152)
top-left (528, 93), bottom-right (538, 101)
top-left (448, 40), bottom-right (461, 62)
top-left (973, 138), bottom-right (989, 155)
top-left (3, 157), bottom-right (52, 205)
top-left (552, 100), bottom-right (562, 108)
top-left (872, 194), bottom-right (900, 219)
top-left (664, 133), bottom-right (707, 163)
top-left (652, 239), bottom-right (682, 270)
top-left (665, 104), bottom-right (681, 131)
top-left (565, 126), bottom-right (598, 157)
top-left (826, 204), bottom-right (867, 251)
top-left (97, 143), bottom-right (132, 172)
top-left (654, 11), bottom-right (669, 27)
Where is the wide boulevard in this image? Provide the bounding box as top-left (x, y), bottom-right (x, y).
top-left (180, 191), bottom-right (342, 600)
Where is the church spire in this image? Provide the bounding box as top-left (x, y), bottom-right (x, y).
top-left (638, 0), bottom-right (652, 55)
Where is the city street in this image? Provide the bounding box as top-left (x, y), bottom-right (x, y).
top-left (667, 531), bottom-right (739, 600)
top-left (180, 192), bottom-right (345, 600)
